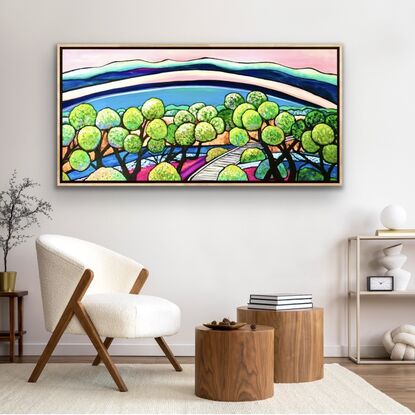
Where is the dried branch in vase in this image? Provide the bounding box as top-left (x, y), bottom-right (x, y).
top-left (0, 171), bottom-right (52, 272)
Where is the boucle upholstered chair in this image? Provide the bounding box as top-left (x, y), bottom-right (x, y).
top-left (28, 234), bottom-right (182, 392)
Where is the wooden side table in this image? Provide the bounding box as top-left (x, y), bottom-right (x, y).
top-left (237, 306), bottom-right (324, 383)
top-left (195, 325), bottom-right (274, 401)
top-left (0, 291), bottom-right (28, 362)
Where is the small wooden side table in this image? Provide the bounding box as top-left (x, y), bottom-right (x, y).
top-left (237, 306), bottom-right (324, 383)
top-left (0, 291), bottom-right (28, 362)
top-left (195, 325), bottom-right (274, 401)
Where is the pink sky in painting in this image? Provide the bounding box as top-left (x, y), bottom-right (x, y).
top-left (62, 48), bottom-right (338, 74)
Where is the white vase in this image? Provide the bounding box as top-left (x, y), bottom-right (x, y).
top-left (378, 243), bottom-right (411, 291)
top-left (378, 253), bottom-right (407, 270)
top-left (385, 269), bottom-right (412, 291)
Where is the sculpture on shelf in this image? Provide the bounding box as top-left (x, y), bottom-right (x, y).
top-left (383, 325), bottom-right (415, 361)
top-left (378, 244), bottom-right (411, 291)
top-left (380, 205), bottom-right (407, 229)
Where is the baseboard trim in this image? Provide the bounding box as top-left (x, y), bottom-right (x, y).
top-left (1, 343), bottom-right (196, 356)
top-left (0, 343), bottom-right (387, 358)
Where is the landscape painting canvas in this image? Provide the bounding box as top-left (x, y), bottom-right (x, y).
top-left (58, 45), bottom-right (341, 186)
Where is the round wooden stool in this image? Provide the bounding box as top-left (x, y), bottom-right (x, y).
top-left (195, 325), bottom-right (274, 401)
top-left (237, 307), bottom-right (324, 383)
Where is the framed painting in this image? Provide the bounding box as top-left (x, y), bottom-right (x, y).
top-left (57, 45), bottom-right (342, 186)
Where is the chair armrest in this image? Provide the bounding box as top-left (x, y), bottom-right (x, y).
top-left (130, 268), bottom-right (149, 294)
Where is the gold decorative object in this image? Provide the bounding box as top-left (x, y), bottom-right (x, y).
top-left (0, 272), bottom-right (17, 292)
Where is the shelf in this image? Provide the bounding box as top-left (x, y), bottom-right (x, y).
top-left (349, 291), bottom-right (415, 296)
top-left (347, 237), bottom-right (415, 365)
top-left (349, 235), bottom-right (415, 241)
top-left (349, 356), bottom-right (415, 365)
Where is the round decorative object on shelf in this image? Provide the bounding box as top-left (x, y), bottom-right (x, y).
top-left (380, 205), bottom-right (407, 229)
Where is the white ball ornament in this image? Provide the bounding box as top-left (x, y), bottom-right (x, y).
top-left (380, 205), bottom-right (407, 230)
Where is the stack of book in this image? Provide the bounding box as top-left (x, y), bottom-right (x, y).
top-left (248, 293), bottom-right (313, 310)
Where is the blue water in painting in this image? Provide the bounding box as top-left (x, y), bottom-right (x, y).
top-left (62, 85), bottom-right (303, 112)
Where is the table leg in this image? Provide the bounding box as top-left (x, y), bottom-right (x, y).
top-left (9, 297), bottom-right (16, 362)
top-left (18, 297), bottom-right (23, 357)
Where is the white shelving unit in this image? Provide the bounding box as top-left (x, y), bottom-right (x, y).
top-left (347, 235), bottom-right (415, 364)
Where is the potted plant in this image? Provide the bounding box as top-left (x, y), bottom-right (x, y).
top-left (0, 171), bottom-right (52, 291)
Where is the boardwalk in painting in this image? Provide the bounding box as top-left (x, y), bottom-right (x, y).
top-left (189, 142), bottom-right (262, 182)
top-left (59, 47), bottom-right (341, 185)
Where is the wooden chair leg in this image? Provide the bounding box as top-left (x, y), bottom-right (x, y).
top-left (28, 307), bottom-right (74, 382)
top-left (75, 303), bottom-right (128, 392)
top-left (155, 337), bottom-right (182, 372)
top-left (28, 270), bottom-right (93, 383)
top-left (92, 337), bottom-right (113, 366)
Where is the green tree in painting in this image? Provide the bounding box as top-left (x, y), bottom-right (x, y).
top-left (206, 147), bottom-right (228, 162)
top-left (85, 167), bottom-right (127, 182)
top-left (222, 90), bottom-right (339, 182)
top-left (61, 91), bottom-right (338, 184)
top-left (148, 162), bottom-right (181, 182)
top-left (62, 104), bottom-right (97, 166)
top-left (304, 110), bottom-right (325, 128)
top-left (240, 148), bottom-right (265, 164)
top-left (226, 91), bottom-right (297, 181)
top-left (163, 104), bottom-right (222, 176)
top-left (173, 122), bottom-right (196, 173)
top-left (298, 122), bottom-right (338, 181)
top-left (218, 165), bottom-right (248, 181)
top-left (63, 98), bottom-right (170, 181)
top-left (68, 103), bottom-right (97, 130)
top-left (94, 108), bottom-right (121, 167)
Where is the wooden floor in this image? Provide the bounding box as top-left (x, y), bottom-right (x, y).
top-left (1, 356), bottom-right (414, 411)
top-left (326, 358), bottom-right (415, 412)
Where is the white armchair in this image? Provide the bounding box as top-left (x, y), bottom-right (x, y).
top-left (28, 234), bottom-right (182, 392)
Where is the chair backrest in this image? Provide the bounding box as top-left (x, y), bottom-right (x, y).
top-left (36, 234), bottom-right (143, 332)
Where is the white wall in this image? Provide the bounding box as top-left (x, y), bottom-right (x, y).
top-left (1, 0), bottom-right (415, 357)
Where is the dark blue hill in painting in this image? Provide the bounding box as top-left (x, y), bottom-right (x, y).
top-left (62, 58), bottom-right (338, 105)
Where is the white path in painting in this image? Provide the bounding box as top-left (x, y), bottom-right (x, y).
top-left (62, 70), bottom-right (337, 109)
top-left (188, 141), bottom-right (262, 181)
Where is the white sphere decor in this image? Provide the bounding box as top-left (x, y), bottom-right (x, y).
top-left (380, 205), bottom-right (407, 229)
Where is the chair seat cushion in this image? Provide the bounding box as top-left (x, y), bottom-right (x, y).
top-left (66, 294), bottom-right (181, 338)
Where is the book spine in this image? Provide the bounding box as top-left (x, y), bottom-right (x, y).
top-left (247, 303), bottom-right (313, 310)
top-left (249, 299), bottom-right (312, 305)
top-left (376, 229), bottom-right (415, 236)
top-left (250, 295), bottom-right (312, 301)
